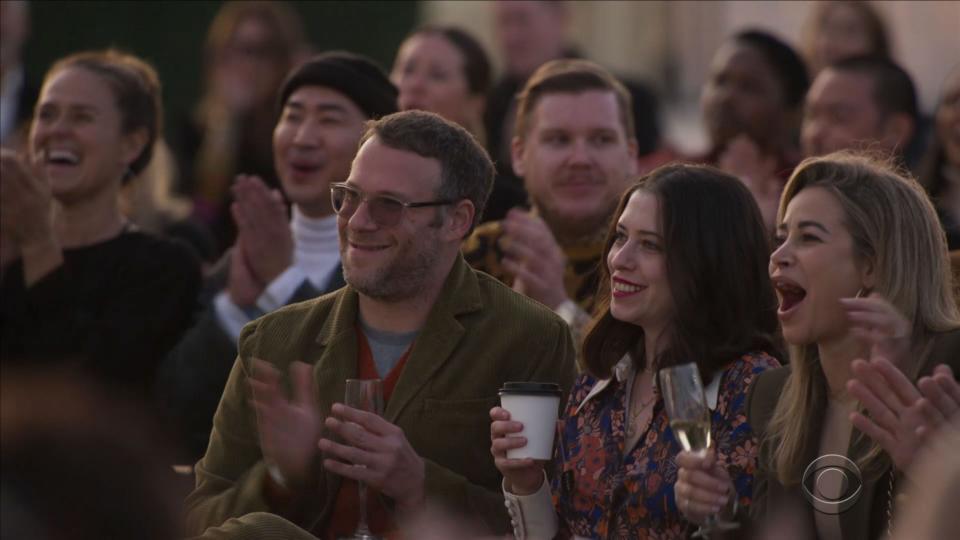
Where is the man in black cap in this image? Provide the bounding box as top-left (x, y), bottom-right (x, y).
top-left (158, 52), bottom-right (399, 462)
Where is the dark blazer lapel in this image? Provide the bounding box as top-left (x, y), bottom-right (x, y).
top-left (776, 369), bottom-right (821, 532)
top-left (385, 256), bottom-right (483, 422)
top-left (839, 431), bottom-right (886, 540)
top-left (792, 407), bottom-right (821, 533)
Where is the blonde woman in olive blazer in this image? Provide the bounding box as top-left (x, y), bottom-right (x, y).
top-left (676, 153), bottom-right (960, 540)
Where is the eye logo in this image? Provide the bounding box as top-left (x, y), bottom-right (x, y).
top-left (802, 454), bottom-right (863, 514)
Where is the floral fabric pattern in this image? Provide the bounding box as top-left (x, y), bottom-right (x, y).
top-left (551, 352), bottom-right (779, 539)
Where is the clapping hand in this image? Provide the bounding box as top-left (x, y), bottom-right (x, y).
top-left (499, 209), bottom-right (569, 310)
top-left (841, 293), bottom-right (911, 367)
top-left (226, 237), bottom-right (263, 307)
top-left (848, 357), bottom-right (960, 471)
top-left (841, 292), bottom-right (940, 470)
top-left (0, 148), bottom-right (55, 249)
top-left (231, 175), bottom-right (293, 285)
top-left (1, 149), bottom-right (62, 284)
top-left (249, 359), bottom-right (323, 488)
top-left (916, 364), bottom-right (960, 424)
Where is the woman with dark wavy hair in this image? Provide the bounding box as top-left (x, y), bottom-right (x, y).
top-left (490, 163), bottom-right (782, 538)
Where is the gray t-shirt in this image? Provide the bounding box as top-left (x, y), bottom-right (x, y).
top-left (359, 317), bottom-right (418, 378)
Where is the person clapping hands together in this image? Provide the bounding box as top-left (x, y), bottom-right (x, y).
top-left (842, 294), bottom-right (959, 472)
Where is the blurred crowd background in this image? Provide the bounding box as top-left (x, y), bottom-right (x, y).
top-left (426, 1), bottom-right (958, 154)
top-left (17, 0), bottom-right (959, 158)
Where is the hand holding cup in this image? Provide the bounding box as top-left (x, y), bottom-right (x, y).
top-left (490, 406), bottom-right (546, 496)
top-left (491, 382), bottom-right (563, 495)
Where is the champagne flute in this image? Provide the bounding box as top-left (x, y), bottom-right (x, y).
top-left (340, 379), bottom-right (384, 540)
top-left (660, 363), bottom-right (739, 538)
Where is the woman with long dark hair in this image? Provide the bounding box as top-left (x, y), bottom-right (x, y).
top-left (490, 163), bottom-right (781, 538)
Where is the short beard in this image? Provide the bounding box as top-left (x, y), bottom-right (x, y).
top-left (343, 230), bottom-right (442, 302)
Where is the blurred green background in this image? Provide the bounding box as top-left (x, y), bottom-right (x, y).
top-left (23, 0), bottom-right (418, 150)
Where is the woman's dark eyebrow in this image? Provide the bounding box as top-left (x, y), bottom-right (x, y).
top-left (616, 223), bottom-right (662, 239)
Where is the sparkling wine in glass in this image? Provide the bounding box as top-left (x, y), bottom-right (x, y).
top-left (672, 419), bottom-right (712, 456)
top-left (660, 363), bottom-right (739, 537)
top-left (340, 379), bottom-right (384, 540)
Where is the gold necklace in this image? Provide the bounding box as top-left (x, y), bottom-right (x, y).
top-left (626, 377), bottom-right (657, 439)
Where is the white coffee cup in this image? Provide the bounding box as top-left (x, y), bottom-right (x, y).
top-left (499, 382), bottom-right (563, 460)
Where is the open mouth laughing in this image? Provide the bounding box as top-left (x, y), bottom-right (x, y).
top-left (288, 158), bottom-right (323, 177)
top-left (42, 148), bottom-right (81, 169)
top-left (772, 276), bottom-right (807, 318)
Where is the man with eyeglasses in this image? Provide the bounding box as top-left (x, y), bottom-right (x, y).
top-left (186, 110), bottom-right (576, 539)
top-left (158, 52), bottom-right (398, 462)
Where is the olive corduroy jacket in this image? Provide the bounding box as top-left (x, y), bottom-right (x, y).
top-left (185, 255), bottom-right (577, 536)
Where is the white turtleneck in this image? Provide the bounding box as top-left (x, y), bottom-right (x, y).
top-left (214, 207), bottom-right (341, 340)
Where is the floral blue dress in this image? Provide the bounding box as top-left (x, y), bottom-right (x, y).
top-left (550, 352), bottom-right (780, 539)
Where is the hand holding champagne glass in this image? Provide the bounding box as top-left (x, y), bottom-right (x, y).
top-left (661, 363), bottom-right (739, 537)
top-left (340, 379), bottom-right (384, 540)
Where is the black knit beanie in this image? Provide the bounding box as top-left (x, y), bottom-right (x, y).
top-left (277, 51), bottom-right (398, 119)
